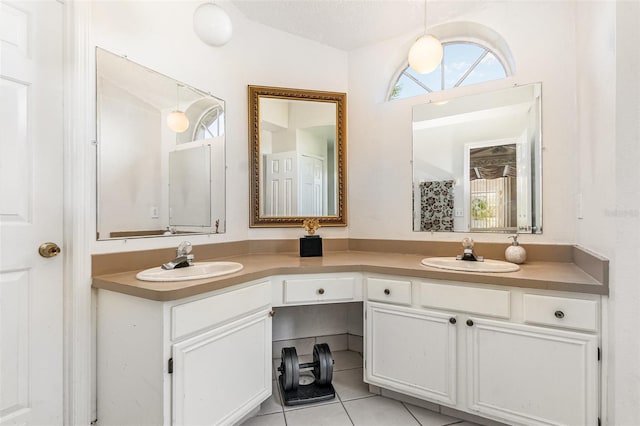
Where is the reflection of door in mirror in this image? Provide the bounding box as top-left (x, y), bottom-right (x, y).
top-left (412, 82), bottom-right (542, 234)
top-left (467, 142), bottom-right (517, 232)
top-left (259, 98), bottom-right (336, 217)
top-left (464, 138), bottom-right (531, 233)
top-left (169, 144), bottom-right (211, 228)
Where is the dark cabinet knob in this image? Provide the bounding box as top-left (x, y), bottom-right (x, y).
top-left (384, 289), bottom-right (390, 295)
top-left (554, 310), bottom-right (565, 319)
top-left (466, 319), bottom-right (474, 327)
top-left (318, 288), bottom-right (325, 295)
top-left (449, 317), bottom-right (457, 324)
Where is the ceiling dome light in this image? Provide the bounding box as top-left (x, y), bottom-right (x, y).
top-left (408, 34), bottom-right (443, 74)
top-left (408, 0), bottom-right (443, 74)
top-left (193, 3), bottom-right (233, 47)
top-left (167, 111), bottom-right (190, 133)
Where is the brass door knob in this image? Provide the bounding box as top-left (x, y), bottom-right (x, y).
top-left (39, 242), bottom-right (61, 258)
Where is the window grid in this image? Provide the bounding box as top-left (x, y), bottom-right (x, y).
top-left (391, 41), bottom-right (507, 100)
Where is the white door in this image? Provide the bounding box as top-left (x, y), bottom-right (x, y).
top-left (264, 151), bottom-right (297, 216)
top-left (466, 318), bottom-right (598, 426)
top-left (298, 155), bottom-right (323, 216)
top-left (365, 302), bottom-right (457, 405)
top-left (0, 1), bottom-right (64, 425)
top-left (172, 309), bottom-right (272, 426)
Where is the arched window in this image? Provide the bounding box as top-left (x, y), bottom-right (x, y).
top-left (390, 41), bottom-right (509, 100)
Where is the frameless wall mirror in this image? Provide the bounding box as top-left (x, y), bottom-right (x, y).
top-left (248, 85), bottom-right (347, 227)
top-left (412, 83), bottom-right (542, 234)
top-left (96, 47), bottom-right (226, 240)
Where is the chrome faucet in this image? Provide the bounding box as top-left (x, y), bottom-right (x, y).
top-left (456, 237), bottom-right (484, 262)
top-left (161, 241), bottom-right (195, 270)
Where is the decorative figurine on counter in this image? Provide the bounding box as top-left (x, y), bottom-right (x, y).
top-left (300, 218), bottom-right (323, 257)
top-left (505, 234), bottom-right (527, 264)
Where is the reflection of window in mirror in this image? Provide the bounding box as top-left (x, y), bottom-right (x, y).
top-left (195, 106), bottom-right (225, 140)
top-left (391, 42), bottom-right (509, 100)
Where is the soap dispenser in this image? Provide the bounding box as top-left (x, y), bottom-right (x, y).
top-left (505, 235), bottom-right (527, 264)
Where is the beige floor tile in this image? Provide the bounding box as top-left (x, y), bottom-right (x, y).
top-left (332, 368), bottom-right (374, 402)
top-left (343, 395), bottom-right (420, 425)
top-left (284, 401), bottom-right (352, 426)
top-left (257, 380), bottom-right (284, 416)
top-left (404, 403), bottom-right (463, 426)
top-left (240, 412), bottom-right (286, 426)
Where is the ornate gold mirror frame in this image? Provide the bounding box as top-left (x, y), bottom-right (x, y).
top-left (248, 85), bottom-right (347, 227)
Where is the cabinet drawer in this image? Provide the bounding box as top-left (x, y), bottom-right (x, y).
top-left (284, 277), bottom-right (356, 304)
top-left (523, 294), bottom-right (598, 332)
top-left (418, 281), bottom-right (510, 319)
top-left (171, 281), bottom-right (271, 340)
top-left (367, 277), bottom-right (411, 305)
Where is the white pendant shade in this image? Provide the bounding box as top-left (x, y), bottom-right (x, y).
top-left (193, 3), bottom-right (233, 47)
top-left (408, 34), bottom-right (443, 74)
top-left (167, 111), bottom-right (190, 133)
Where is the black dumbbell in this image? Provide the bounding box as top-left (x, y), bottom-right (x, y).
top-left (278, 343), bottom-right (334, 391)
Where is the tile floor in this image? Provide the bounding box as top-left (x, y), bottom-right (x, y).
top-left (240, 350), bottom-right (477, 426)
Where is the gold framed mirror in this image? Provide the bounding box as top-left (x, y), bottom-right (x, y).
top-left (248, 85), bottom-right (347, 227)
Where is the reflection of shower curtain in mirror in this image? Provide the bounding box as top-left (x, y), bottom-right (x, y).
top-left (419, 180), bottom-right (454, 231)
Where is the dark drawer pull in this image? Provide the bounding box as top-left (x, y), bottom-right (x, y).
top-left (384, 289), bottom-right (391, 295)
top-left (554, 310), bottom-right (565, 319)
top-left (318, 288), bottom-right (325, 295)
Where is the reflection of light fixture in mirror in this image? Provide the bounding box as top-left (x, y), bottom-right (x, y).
top-left (408, 0), bottom-right (443, 74)
top-left (193, 2), bottom-right (233, 47)
top-left (167, 84), bottom-right (190, 133)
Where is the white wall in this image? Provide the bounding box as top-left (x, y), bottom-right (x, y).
top-left (573, 2), bottom-right (640, 424)
top-left (90, 0), bottom-right (349, 254)
top-left (98, 79), bottom-right (163, 237)
top-left (348, 1), bottom-right (578, 244)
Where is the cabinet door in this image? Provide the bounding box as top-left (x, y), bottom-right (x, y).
top-left (172, 309), bottom-right (272, 426)
top-left (466, 318), bottom-right (598, 426)
top-left (365, 302), bottom-right (457, 404)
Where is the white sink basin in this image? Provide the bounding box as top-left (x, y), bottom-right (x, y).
top-left (421, 257), bottom-right (520, 273)
top-left (136, 261), bottom-right (244, 282)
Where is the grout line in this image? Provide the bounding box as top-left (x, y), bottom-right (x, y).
top-left (401, 401), bottom-right (423, 426)
top-left (339, 393), bottom-right (377, 403)
top-left (336, 389), bottom-right (356, 426)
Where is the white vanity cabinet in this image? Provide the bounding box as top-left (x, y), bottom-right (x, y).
top-left (366, 301), bottom-right (457, 405)
top-left (465, 317), bottom-right (598, 426)
top-left (364, 276), bottom-right (602, 426)
top-left (96, 280), bottom-right (272, 426)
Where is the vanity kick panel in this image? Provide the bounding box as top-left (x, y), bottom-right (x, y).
top-left (418, 281), bottom-right (510, 318)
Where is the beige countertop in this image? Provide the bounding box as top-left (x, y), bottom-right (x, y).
top-left (92, 250), bottom-right (607, 301)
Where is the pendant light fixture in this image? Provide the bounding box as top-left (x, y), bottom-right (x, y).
top-left (167, 84), bottom-right (189, 133)
top-left (193, 2), bottom-right (233, 47)
top-left (408, 0), bottom-right (443, 74)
